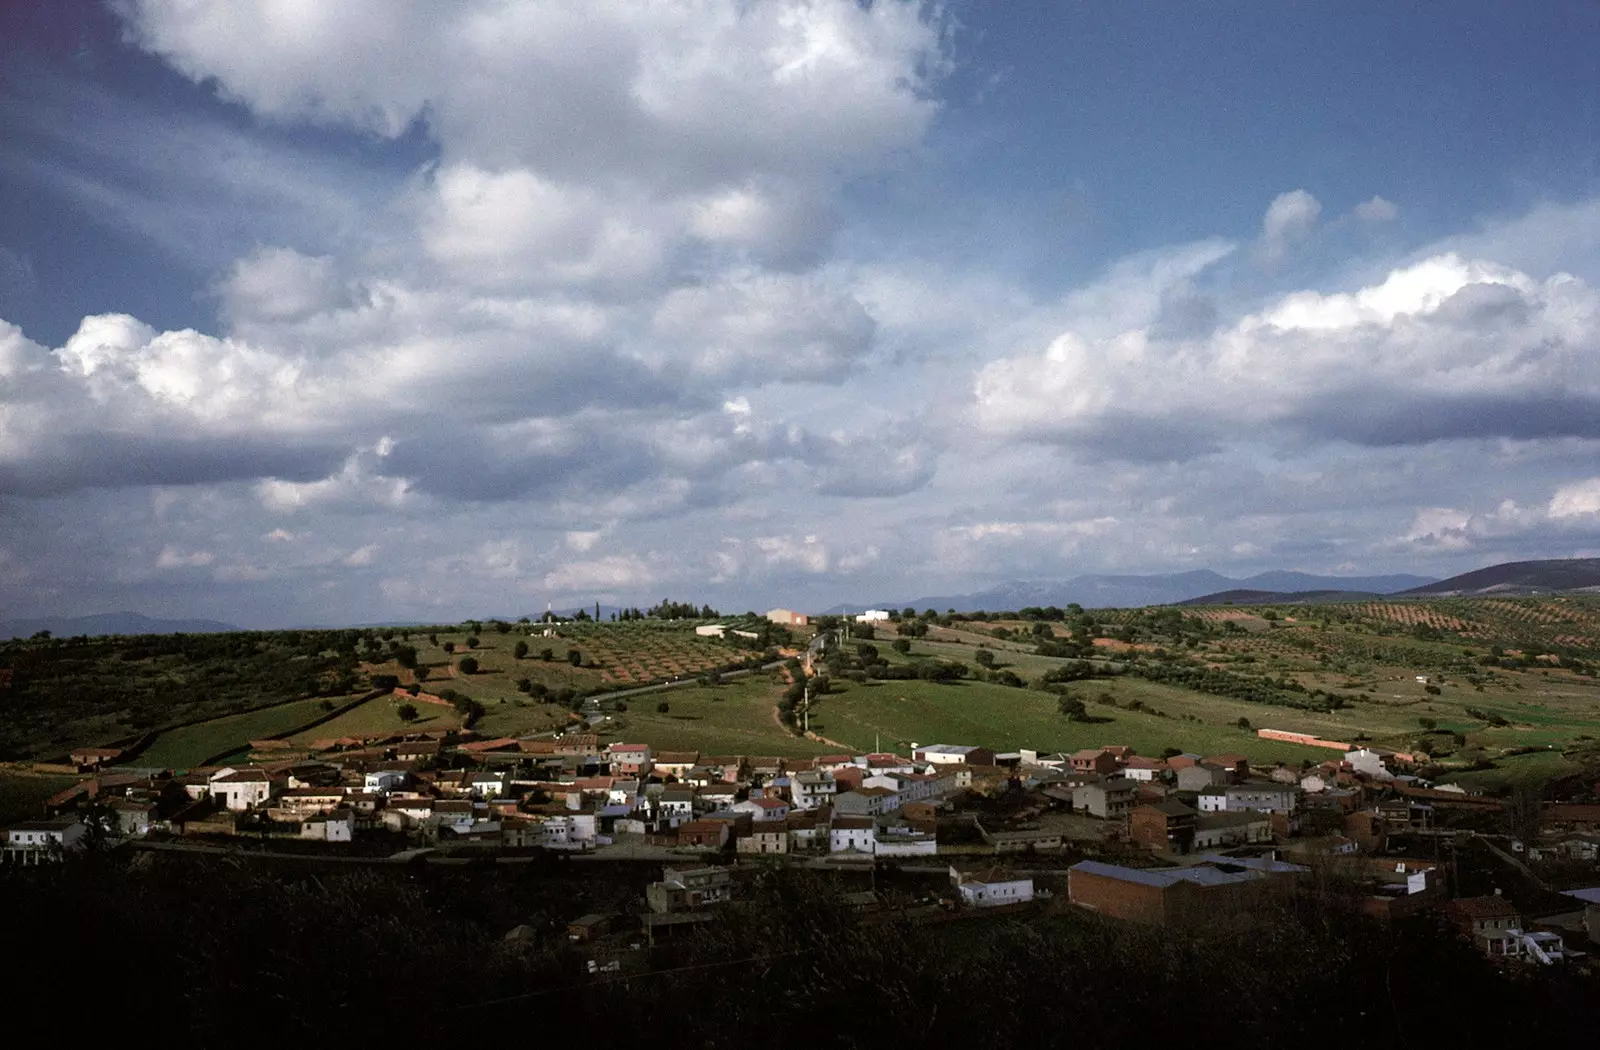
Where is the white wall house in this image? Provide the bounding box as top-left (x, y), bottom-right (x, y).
top-left (6, 819), bottom-right (86, 852)
top-left (210, 770), bottom-right (277, 811)
top-left (830, 818), bottom-right (877, 854)
top-left (791, 772), bottom-right (837, 810)
top-left (952, 868), bottom-right (1034, 908)
top-left (540, 813), bottom-right (598, 850)
top-left (855, 610), bottom-right (891, 623)
top-left (300, 810), bottom-right (354, 842)
top-left (364, 770), bottom-right (409, 795)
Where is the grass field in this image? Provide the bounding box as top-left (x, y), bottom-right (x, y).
top-left (0, 770), bottom-right (80, 825)
top-left (600, 675), bottom-right (830, 757)
top-left (135, 697), bottom-right (344, 769)
top-left (363, 622), bottom-right (765, 708)
top-left (286, 694), bottom-right (463, 745)
top-left (811, 676), bottom-right (1335, 765)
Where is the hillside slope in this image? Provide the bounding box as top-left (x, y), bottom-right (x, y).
top-left (1400, 558), bottom-right (1600, 597)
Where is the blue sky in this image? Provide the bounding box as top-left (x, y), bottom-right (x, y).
top-left (3, 0), bottom-right (1600, 626)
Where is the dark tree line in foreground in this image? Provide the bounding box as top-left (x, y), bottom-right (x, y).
top-left (2, 855), bottom-right (1589, 1046)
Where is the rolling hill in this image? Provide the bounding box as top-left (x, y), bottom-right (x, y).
top-left (1399, 558), bottom-right (1600, 597)
top-left (0, 611), bottom-right (241, 640)
top-left (862, 569), bottom-right (1435, 613)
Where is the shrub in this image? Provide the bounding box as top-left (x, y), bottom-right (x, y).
top-left (458, 656), bottom-right (479, 675)
top-left (396, 702), bottom-right (418, 723)
top-left (568, 649), bottom-right (583, 667)
top-left (657, 701), bottom-right (670, 714)
top-left (513, 641), bottom-right (529, 660)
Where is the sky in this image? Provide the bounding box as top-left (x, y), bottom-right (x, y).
top-left (4, 0), bottom-right (1600, 627)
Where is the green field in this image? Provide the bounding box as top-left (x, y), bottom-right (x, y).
top-left (811, 676), bottom-right (1334, 765)
top-left (134, 697), bottom-right (346, 769)
top-left (599, 675), bottom-right (829, 757)
top-left (365, 621), bottom-right (769, 708)
top-left (286, 694), bottom-right (464, 745)
top-left (0, 771), bottom-right (80, 825)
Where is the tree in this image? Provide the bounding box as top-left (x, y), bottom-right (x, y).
top-left (1236, 717), bottom-right (1252, 730)
top-left (513, 640), bottom-right (529, 660)
top-left (516, 677), bottom-right (532, 693)
top-left (414, 665), bottom-right (429, 683)
top-left (892, 639), bottom-right (911, 654)
top-left (657, 701), bottom-right (670, 714)
top-left (443, 641), bottom-right (455, 654)
top-left (974, 648), bottom-right (996, 669)
top-left (466, 635), bottom-right (480, 649)
top-left (458, 656), bottom-right (479, 675)
top-left (1418, 716), bottom-right (1438, 731)
top-left (540, 648), bottom-right (554, 662)
top-left (396, 702), bottom-right (419, 723)
top-left (1057, 695), bottom-right (1088, 722)
top-left (567, 649), bottom-right (582, 667)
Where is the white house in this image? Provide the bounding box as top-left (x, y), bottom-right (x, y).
top-left (655, 788), bottom-right (695, 826)
top-left (300, 810), bottom-right (354, 842)
top-left (695, 624), bottom-right (729, 638)
top-left (6, 818), bottom-right (86, 853)
top-left (1346, 749), bottom-right (1395, 781)
top-left (210, 769), bottom-right (278, 811)
top-left (363, 770), bottom-right (409, 795)
top-left (540, 813), bottom-right (598, 850)
top-left (855, 609), bottom-right (891, 623)
top-left (833, 788), bottom-right (901, 818)
top-left (830, 816), bottom-right (877, 854)
top-left (873, 826), bottom-right (938, 857)
top-left (1196, 787), bottom-right (1229, 813)
top-left (1225, 783), bottom-right (1301, 814)
top-left (951, 867), bottom-right (1034, 908)
top-left (791, 771), bottom-right (837, 810)
top-left (608, 779), bottom-right (641, 808)
top-left (732, 797), bottom-right (790, 823)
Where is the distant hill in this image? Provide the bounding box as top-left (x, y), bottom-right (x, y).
top-left (0, 612), bottom-right (241, 640)
top-left (1398, 558), bottom-right (1600, 597)
top-left (1178, 589), bottom-right (1385, 606)
top-left (848, 569), bottom-right (1436, 614)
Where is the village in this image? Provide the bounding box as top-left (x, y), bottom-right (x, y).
top-left (9, 712), bottom-right (1600, 971)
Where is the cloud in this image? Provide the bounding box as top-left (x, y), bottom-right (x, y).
top-left (1354, 196), bottom-right (1399, 224)
top-left (1259, 189), bottom-right (1322, 261)
top-left (542, 554), bottom-right (656, 593)
top-left (1550, 478), bottom-right (1600, 519)
top-left (971, 252), bottom-right (1600, 458)
top-left (650, 271), bottom-right (877, 384)
top-left (218, 247), bottom-right (347, 326)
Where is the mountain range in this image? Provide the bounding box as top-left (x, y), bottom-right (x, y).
top-left (0, 611), bottom-right (241, 640)
top-left (841, 569), bottom-right (1439, 614)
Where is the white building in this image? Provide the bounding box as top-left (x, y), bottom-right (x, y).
top-left (790, 771), bottom-right (837, 810)
top-left (951, 867), bottom-right (1035, 908)
top-left (695, 624), bottom-right (728, 638)
top-left (732, 797), bottom-right (790, 823)
top-left (300, 810), bottom-right (354, 842)
top-left (1346, 749), bottom-right (1395, 781)
top-left (830, 816), bottom-right (877, 854)
top-left (363, 770), bottom-right (409, 795)
top-left (540, 813), bottom-right (598, 850)
top-left (855, 610), bottom-right (891, 623)
top-left (210, 769), bottom-right (278, 811)
top-left (6, 818), bottom-right (86, 853)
